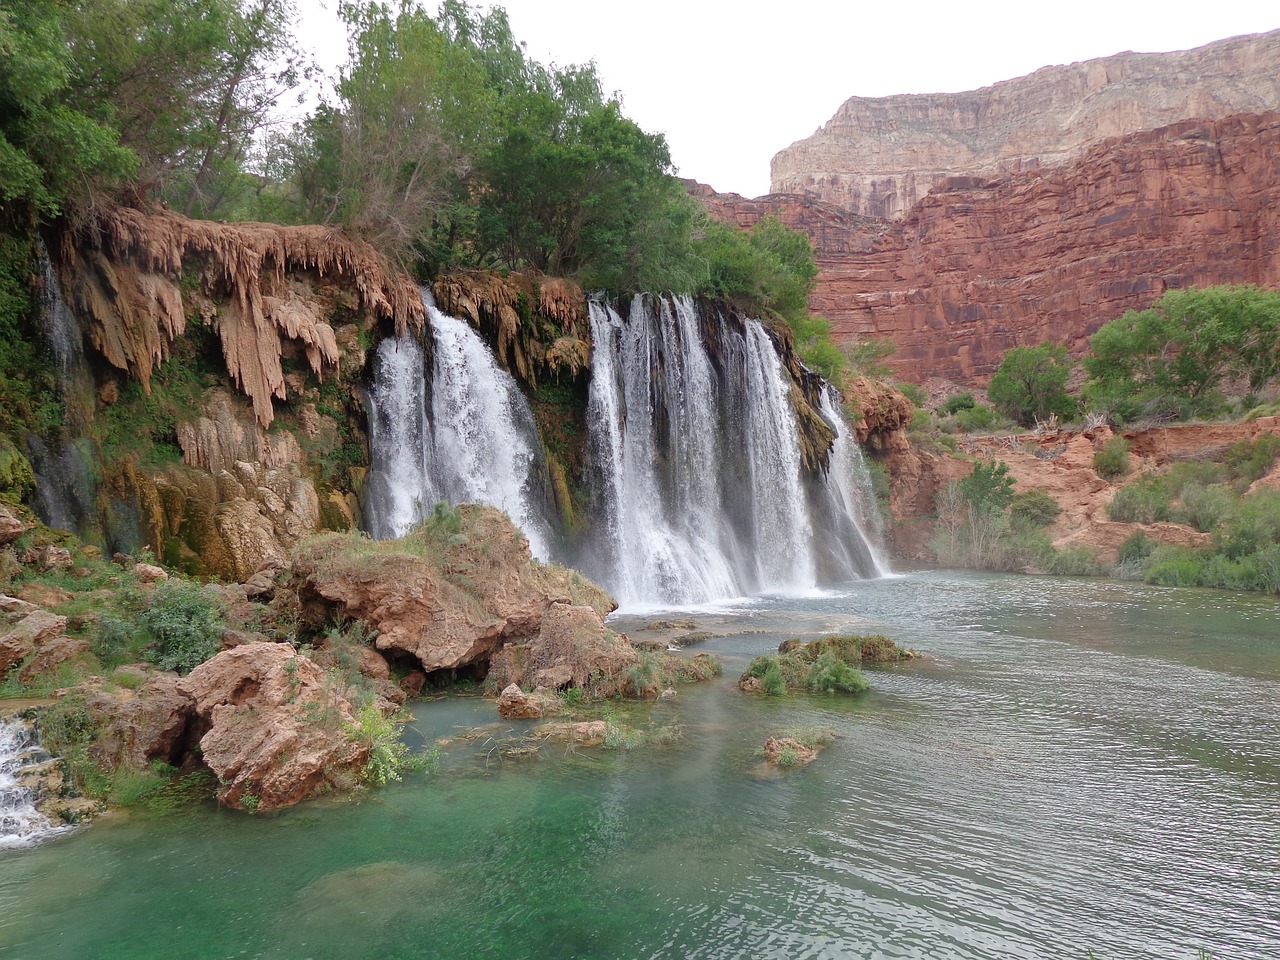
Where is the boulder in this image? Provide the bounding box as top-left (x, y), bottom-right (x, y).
top-left (18, 636), bottom-right (91, 683)
top-left (178, 643), bottom-right (368, 809)
top-left (22, 545), bottom-right (73, 572)
top-left (134, 562), bottom-right (170, 583)
top-left (487, 602), bottom-right (638, 697)
top-left (84, 674), bottom-right (195, 770)
top-left (0, 611), bottom-right (69, 673)
top-left (497, 684), bottom-right (544, 720)
top-left (0, 504), bottom-right (26, 544)
top-left (292, 506), bottom-right (615, 674)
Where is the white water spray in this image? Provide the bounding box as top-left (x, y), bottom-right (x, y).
top-left (364, 294), bottom-right (555, 559)
top-left (0, 716), bottom-right (72, 850)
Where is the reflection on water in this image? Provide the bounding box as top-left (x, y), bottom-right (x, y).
top-left (2, 571), bottom-right (1278, 959)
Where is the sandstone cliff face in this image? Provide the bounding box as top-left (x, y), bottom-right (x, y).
top-left (711, 113), bottom-right (1280, 384)
top-left (771, 30), bottom-right (1280, 220)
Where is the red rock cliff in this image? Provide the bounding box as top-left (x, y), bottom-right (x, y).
top-left (704, 112), bottom-right (1280, 384)
top-left (771, 30), bottom-right (1280, 220)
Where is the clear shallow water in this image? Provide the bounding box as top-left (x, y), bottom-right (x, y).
top-left (3, 572), bottom-right (1279, 959)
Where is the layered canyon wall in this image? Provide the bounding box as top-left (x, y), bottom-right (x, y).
top-left (771, 30), bottom-right (1280, 220)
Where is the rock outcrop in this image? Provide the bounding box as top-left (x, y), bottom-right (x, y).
top-left (771, 31), bottom-right (1280, 220)
top-left (57, 205), bottom-right (424, 426)
top-left (486, 601), bottom-right (639, 697)
top-left (178, 642), bottom-right (369, 810)
top-left (292, 505), bottom-right (616, 676)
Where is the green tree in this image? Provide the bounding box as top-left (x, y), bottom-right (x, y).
top-left (1083, 285), bottom-right (1280, 422)
top-left (987, 342), bottom-right (1077, 427)
top-left (295, 0), bottom-right (496, 267)
top-left (958, 459), bottom-right (1016, 515)
top-left (0, 0), bottom-right (135, 218)
top-left (62, 0), bottom-right (303, 216)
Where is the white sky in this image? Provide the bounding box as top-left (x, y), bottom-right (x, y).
top-left (292, 0), bottom-right (1279, 198)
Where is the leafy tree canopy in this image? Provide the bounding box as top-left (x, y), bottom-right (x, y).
top-left (1083, 285), bottom-right (1280, 422)
top-left (987, 342), bottom-right (1077, 427)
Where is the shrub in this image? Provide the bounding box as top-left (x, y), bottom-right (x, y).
top-left (349, 703), bottom-right (433, 785)
top-left (1011, 488), bottom-right (1062, 528)
top-left (1144, 547), bottom-right (1203, 587)
top-left (775, 743), bottom-right (802, 767)
top-left (139, 579), bottom-right (227, 674)
top-left (952, 403), bottom-right (1010, 433)
top-left (1117, 532), bottom-right (1157, 565)
top-left (941, 392), bottom-right (976, 415)
top-left (1107, 476), bottom-right (1171, 524)
top-left (1047, 546), bottom-right (1103, 577)
top-left (1173, 483), bottom-right (1234, 533)
top-left (761, 660), bottom-right (786, 696)
top-left (1094, 437), bottom-right (1131, 480)
top-left (1223, 435), bottom-right (1280, 491)
top-left (987, 342), bottom-right (1077, 427)
top-left (805, 651), bottom-right (869, 694)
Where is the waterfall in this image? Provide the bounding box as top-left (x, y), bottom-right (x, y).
top-left (815, 384), bottom-right (891, 580)
top-left (36, 240), bottom-right (85, 383)
top-left (364, 293), bottom-right (555, 559)
top-left (0, 715), bottom-right (71, 850)
top-left (583, 295), bottom-right (885, 607)
top-left (363, 290), bottom-right (886, 607)
top-left (585, 297), bottom-right (740, 604)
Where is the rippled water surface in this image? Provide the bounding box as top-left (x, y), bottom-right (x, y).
top-left (3, 572), bottom-right (1278, 959)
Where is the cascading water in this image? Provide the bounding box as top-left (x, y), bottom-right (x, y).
top-left (815, 383), bottom-right (891, 579)
top-left (27, 244), bottom-right (99, 539)
top-left (364, 293), bottom-right (555, 559)
top-left (363, 289), bottom-right (886, 607)
top-left (585, 297), bottom-right (741, 605)
top-left (0, 715), bottom-right (71, 850)
top-left (37, 241), bottom-right (85, 382)
top-left (584, 295), bottom-right (885, 607)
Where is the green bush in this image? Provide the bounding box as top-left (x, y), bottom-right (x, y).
top-left (1223, 435), bottom-right (1280, 491)
top-left (1117, 532), bottom-right (1157, 565)
top-left (1011, 488), bottom-right (1062, 528)
top-left (941, 392), bottom-right (976, 415)
top-left (952, 403), bottom-right (1011, 433)
top-left (987, 342), bottom-right (1077, 427)
top-left (758, 660), bottom-right (786, 695)
top-left (1144, 546), bottom-right (1203, 587)
top-left (1173, 483), bottom-right (1234, 533)
top-left (139, 579), bottom-right (227, 674)
top-left (805, 651), bottom-right (869, 694)
top-left (1047, 546), bottom-right (1103, 577)
top-left (1107, 476), bottom-right (1171, 523)
top-left (348, 703), bottom-right (435, 785)
top-left (1094, 437), bottom-right (1131, 480)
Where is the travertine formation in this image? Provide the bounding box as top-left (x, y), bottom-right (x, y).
top-left (771, 30), bottom-right (1280, 220)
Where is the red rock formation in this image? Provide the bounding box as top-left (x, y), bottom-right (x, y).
top-left (292, 506), bottom-right (616, 675)
top-left (178, 642), bottom-right (369, 810)
top-left (706, 113), bottom-right (1280, 384)
top-left (772, 31), bottom-right (1280, 220)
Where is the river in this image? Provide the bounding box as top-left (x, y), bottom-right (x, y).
top-left (2, 571), bottom-right (1277, 959)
